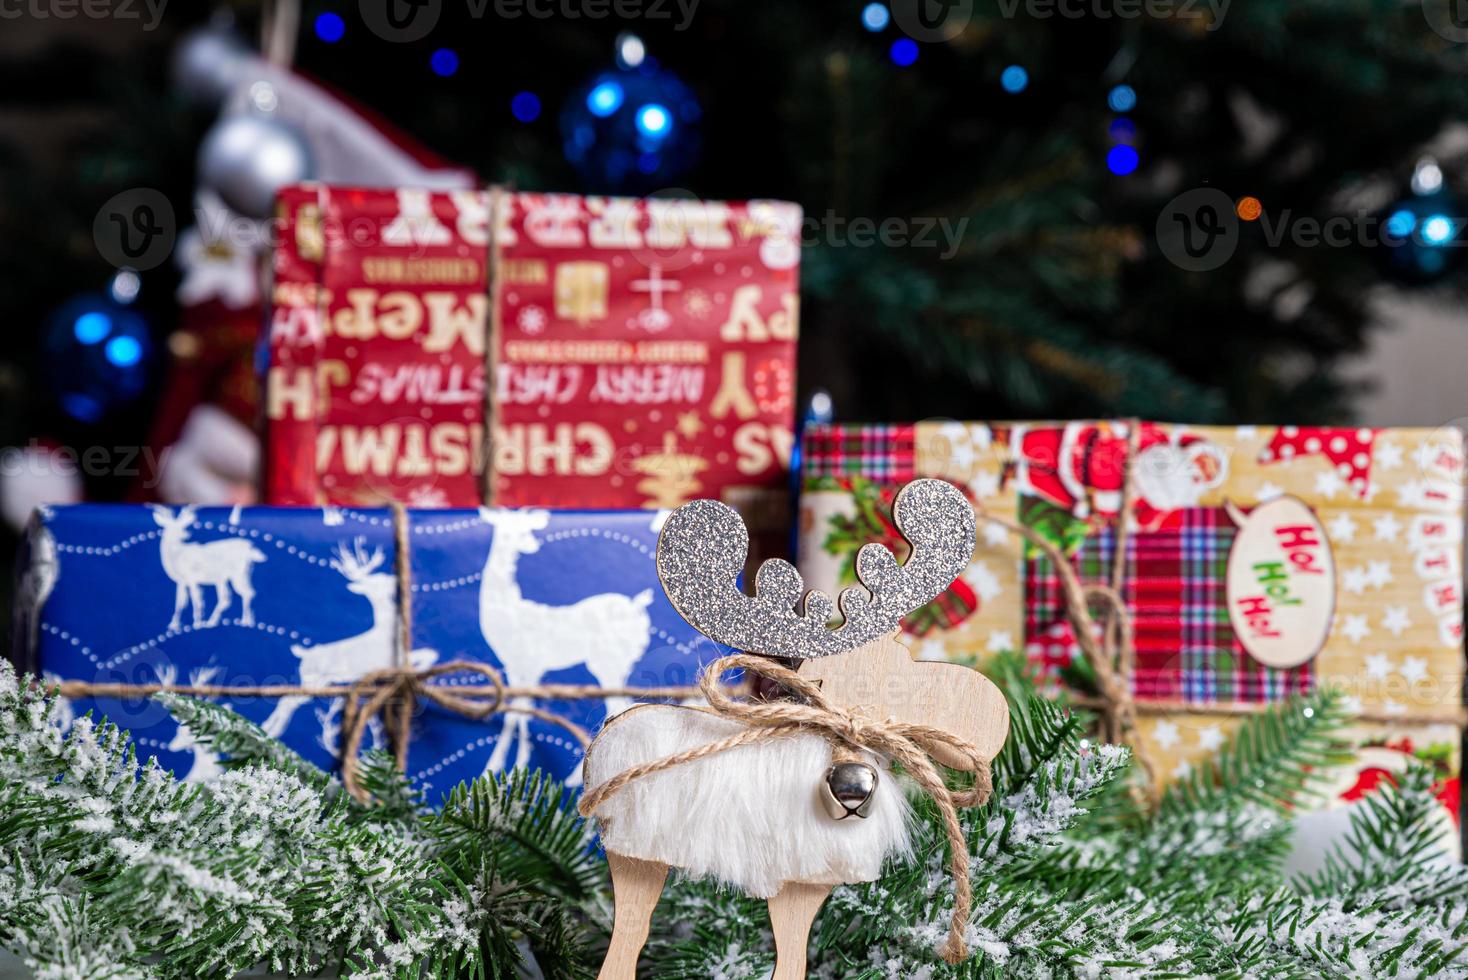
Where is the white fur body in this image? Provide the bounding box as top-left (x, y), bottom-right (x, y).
top-left (583, 705), bottom-right (913, 898)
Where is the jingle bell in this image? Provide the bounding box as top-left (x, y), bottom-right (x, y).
top-left (821, 761), bottom-right (878, 820)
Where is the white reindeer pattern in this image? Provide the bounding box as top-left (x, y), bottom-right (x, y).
top-left (260, 538), bottom-right (438, 741)
top-left (478, 509), bottom-right (654, 783)
top-left (150, 505), bottom-right (266, 633)
top-left (315, 699), bottom-right (385, 756)
top-left (159, 664), bottom-right (225, 784)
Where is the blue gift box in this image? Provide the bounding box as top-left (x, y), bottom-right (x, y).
top-left (14, 504), bottom-right (724, 800)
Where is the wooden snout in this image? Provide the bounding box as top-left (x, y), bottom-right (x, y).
top-left (797, 636), bottom-right (1010, 771)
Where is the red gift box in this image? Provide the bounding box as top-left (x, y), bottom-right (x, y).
top-left (262, 187), bottom-right (800, 511)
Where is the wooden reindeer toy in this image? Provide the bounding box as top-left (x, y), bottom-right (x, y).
top-left (579, 478), bottom-right (1010, 980)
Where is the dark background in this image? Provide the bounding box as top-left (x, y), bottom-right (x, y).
top-left (5, 0), bottom-right (1468, 500)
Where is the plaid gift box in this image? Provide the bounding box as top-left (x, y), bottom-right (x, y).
top-left (802, 424), bottom-right (916, 483)
top-left (1023, 509), bottom-right (1314, 703)
top-left (799, 420), bottom-right (1465, 821)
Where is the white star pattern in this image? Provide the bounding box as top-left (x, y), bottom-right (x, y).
top-left (982, 522), bottom-right (1009, 548)
top-left (1327, 513), bottom-right (1358, 543)
top-left (1372, 513), bottom-right (1403, 542)
top-left (1172, 759), bottom-right (1193, 780)
top-left (1398, 480), bottom-right (1427, 508)
top-left (1375, 441), bottom-right (1403, 470)
top-left (1364, 652), bottom-right (1393, 679)
top-left (1196, 726), bottom-right (1224, 752)
top-left (1344, 563), bottom-right (1385, 592)
top-left (963, 561), bottom-right (1003, 602)
top-left (971, 470), bottom-right (1000, 500)
top-left (1257, 481), bottom-right (1285, 502)
top-left (1381, 606), bottom-right (1411, 636)
top-left (1413, 441), bottom-right (1447, 472)
top-left (1364, 560), bottom-right (1393, 589)
top-left (987, 630), bottom-right (1013, 654)
top-left (1339, 613), bottom-right (1371, 643)
top-left (1314, 470), bottom-right (1345, 499)
top-left (1153, 721), bottom-right (1180, 750)
top-left (1339, 694), bottom-right (1363, 715)
top-left (1400, 656), bottom-right (1428, 683)
top-left (916, 638), bottom-right (948, 662)
top-left (936, 423), bottom-right (976, 471)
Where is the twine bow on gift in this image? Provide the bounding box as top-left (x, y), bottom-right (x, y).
top-left (577, 652), bottom-right (993, 965)
top-left (334, 659), bottom-right (595, 801)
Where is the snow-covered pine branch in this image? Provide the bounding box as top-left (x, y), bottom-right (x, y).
top-left (0, 662), bottom-right (595, 979)
top-left (6, 658), bottom-right (1468, 980)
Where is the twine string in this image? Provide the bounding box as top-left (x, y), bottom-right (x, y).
top-left (577, 652), bottom-right (993, 965)
top-left (969, 419), bottom-right (1161, 801)
top-left (336, 658), bottom-right (592, 800)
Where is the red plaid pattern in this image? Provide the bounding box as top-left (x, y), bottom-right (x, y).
top-left (802, 424), bottom-right (916, 482)
top-left (1025, 508), bottom-right (1315, 704)
top-left (904, 578), bottom-right (978, 636)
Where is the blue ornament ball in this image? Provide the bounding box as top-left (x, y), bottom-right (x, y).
top-left (43, 294), bottom-right (154, 424)
top-left (561, 63), bottom-right (702, 193)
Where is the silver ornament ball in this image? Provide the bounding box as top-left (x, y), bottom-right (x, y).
top-left (199, 113), bottom-right (315, 220)
top-left (172, 27), bottom-right (250, 105)
top-left (821, 761), bottom-right (879, 820)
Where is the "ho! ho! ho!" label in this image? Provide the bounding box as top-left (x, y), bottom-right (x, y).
top-left (1224, 496), bottom-right (1336, 669)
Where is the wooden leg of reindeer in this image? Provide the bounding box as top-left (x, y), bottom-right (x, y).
top-left (598, 852), bottom-right (668, 980)
top-left (768, 881), bottom-right (832, 980)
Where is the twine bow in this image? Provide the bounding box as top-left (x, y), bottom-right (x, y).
top-left (578, 652), bottom-right (993, 965)
top-left (336, 659), bottom-right (593, 801)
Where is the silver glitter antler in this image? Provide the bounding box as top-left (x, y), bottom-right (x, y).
top-left (655, 478), bottom-right (976, 659)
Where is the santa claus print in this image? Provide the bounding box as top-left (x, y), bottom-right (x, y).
top-left (1002, 421), bottom-right (1228, 530)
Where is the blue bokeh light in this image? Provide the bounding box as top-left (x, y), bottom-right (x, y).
top-left (587, 81), bottom-right (625, 117)
top-left (314, 12), bottom-right (345, 43)
top-left (511, 91), bottom-right (542, 122)
top-left (105, 335), bottom-right (143, 368)
top-left (61, 394), bottom-right (102, 424)
top-left (45, 294), bottom-right (153, 423)
top-left (1000, 65), bottom-right (1029, 93)
top-left (1106, 144), bottom-right (1140, 175)
top-left (562, 66), bottom-right (702, 192)
top-left (430, 48), bottom-right (459, 77)
top-left (1108, 84), bottom-right (1137, 112)
top-left (73, 312), bottom-right (112, 345)
top-left (1385, 209), bottom-right (1417, 239)
top-left (636, 102), bottom-right (671, 138)
top-left (890, 38), bottom-right (919, 67)
top-left (1422, 214), bottom-right (1456, 246)
top-left (861, 2), bottom-right (890, 30)
top-left (1108, 117), bottom-right (1137, 141)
